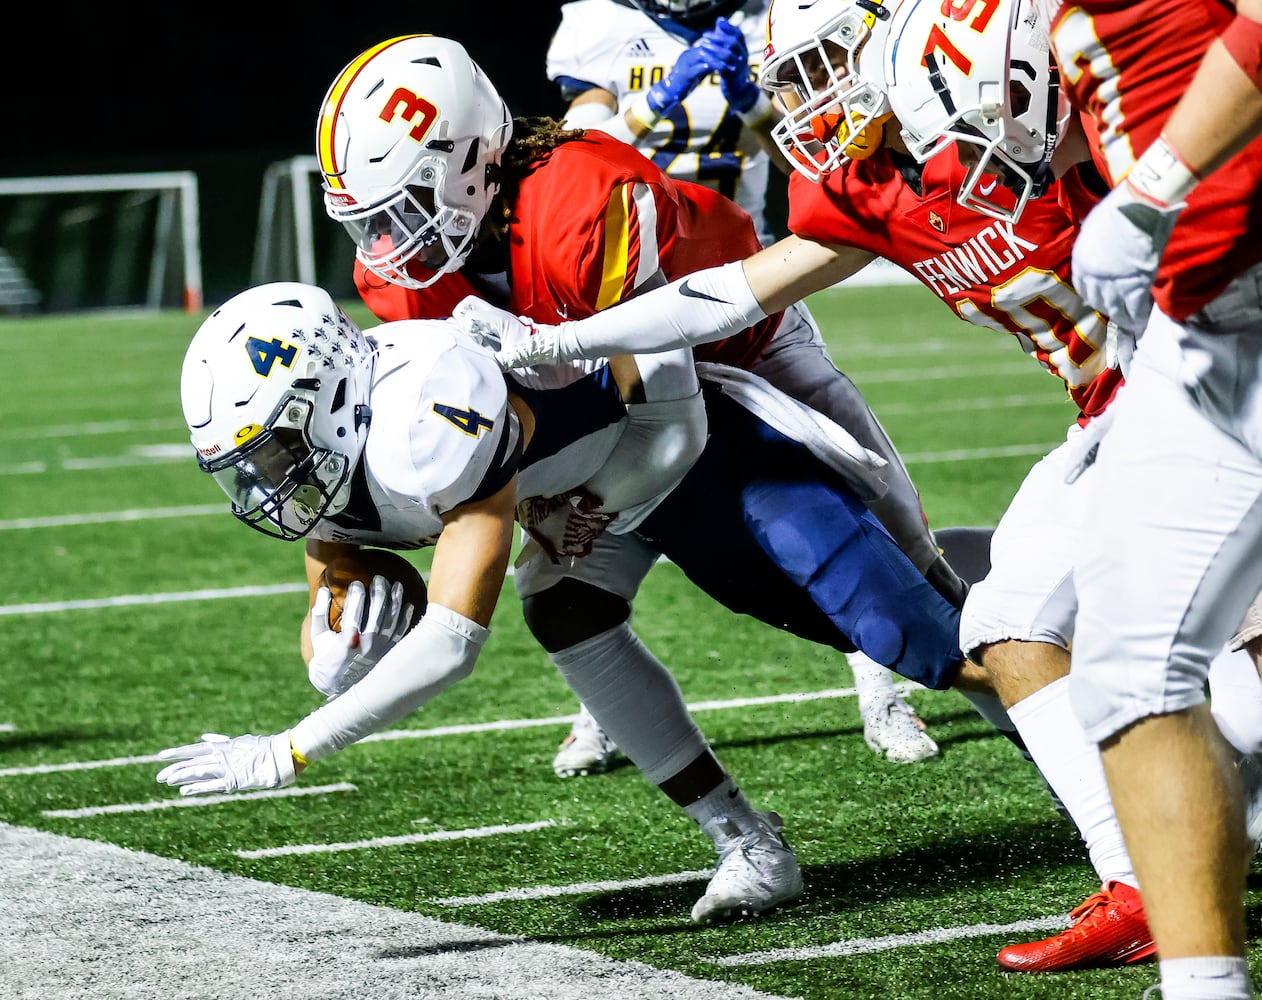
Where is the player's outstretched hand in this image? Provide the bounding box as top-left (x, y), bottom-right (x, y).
top-left (156, 732), bottom-right (295, 796)
top-left (1072, 180), bottom-right (1184, 335)
top-left (452, 296), bottom-right (564, 371)
top-left (307, 577), bottom-right (413, 697)
top-left (698, 18), bottom-right (761, 114)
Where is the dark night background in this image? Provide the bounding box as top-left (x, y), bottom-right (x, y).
top-left (6, 6), bottom-right (571, 306)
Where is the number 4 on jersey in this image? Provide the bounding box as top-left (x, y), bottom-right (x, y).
top-left (433, 403), bottom-right (495, 436)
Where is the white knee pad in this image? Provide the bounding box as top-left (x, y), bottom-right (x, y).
top-left (551, 624), bottom-right (709, 785)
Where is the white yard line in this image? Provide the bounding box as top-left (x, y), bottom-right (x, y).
top-left (41, 782), bottom-right (357, 818)
top-left (0, 684), bottom-right (917, 778)
top-left (433, 869), bottom-right (714, 906)
top-left (0, 582), bottom-right (310, 617)
top-left (0, 503), bottom-right (222, 530)
top-left (707, 915), bottom-right (1071, 966)
top-left (234, 819), bottom-right (559, 859)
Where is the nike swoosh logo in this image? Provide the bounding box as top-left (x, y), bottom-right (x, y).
top-left (978, 177), bottom-right (999, 196)
top-left (680, 278), bottom-right (731, 304)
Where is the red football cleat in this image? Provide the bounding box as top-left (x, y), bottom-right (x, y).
top-left (997, 881), bottom-right (1157, 972)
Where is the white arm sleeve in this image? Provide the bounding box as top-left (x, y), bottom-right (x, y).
top-left (289, 603), bottom-right (489, 763)
top-left (555, 261), bottom-right (768, 361)
top-left (563, 101), bottom-right (645, 146)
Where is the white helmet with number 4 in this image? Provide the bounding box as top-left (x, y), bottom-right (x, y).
top-left (760, 0), bottom-right (898, 182)
top-left (181, 283), bottom-right (375, 541)
top-left (882, 0), bottom-right (1068, 223)
top-left (316, 35), bottom-right (513, 289)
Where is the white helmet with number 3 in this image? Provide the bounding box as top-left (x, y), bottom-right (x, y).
top-left (181, 283), bottom-right (375, 541)
top-left (760, 0), bottom-right (898, 182)
top-left (316, 35), bottom-right (513, 289)
top-left (882, 0), bottom-right (1069, 222)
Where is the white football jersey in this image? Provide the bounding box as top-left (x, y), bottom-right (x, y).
top-left (548, 0), bottom-right (775, 245)
top-left (309, 320), bottom-right (629, 548)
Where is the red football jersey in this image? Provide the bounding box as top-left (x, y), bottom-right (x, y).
top-left (1043, 0), bottom-right (1262, 320)
top-left (357, 131), bottom-right (780, 370)
top-left (789, 149), bottom-right (1123, 421)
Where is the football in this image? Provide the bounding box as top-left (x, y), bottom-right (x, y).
top-left (315, 549), bottom-right (428, 633)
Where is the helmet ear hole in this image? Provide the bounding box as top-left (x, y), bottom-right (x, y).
top-left (1009, 81), bottom-right (1032, 119)
top-left (331, 377), bottom-right (348, 413)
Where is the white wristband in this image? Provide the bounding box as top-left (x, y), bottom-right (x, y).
top-left (290, 603), bottom-right (488, 763)
top-left (1126, 135), bottom-right (1199, 207)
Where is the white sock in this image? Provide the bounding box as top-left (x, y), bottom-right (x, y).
top-left (1158, 956), bottom-right (1253, 999)
top-left (683, 776), bottom-right (757, 829)
top-left (1008, 676), bottom-right (1136, 886)
top-left (848, 649), bottom-right (898, 715)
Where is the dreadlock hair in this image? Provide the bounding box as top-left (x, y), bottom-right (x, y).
top-left (480, 117), bottom-right (586, 244)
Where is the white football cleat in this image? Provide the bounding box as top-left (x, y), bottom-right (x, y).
top-left (552, 704), bottom-right (619, 778)
top-left (691, 810), bottom-right (804, 924)
top-left (862, 693), bottom-right (939, 764)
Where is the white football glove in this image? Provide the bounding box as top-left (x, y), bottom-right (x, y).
top-left (307, 576), bottom-right (414, 698)
top-left (451, 296), bottom-right (568, 371)
top-left (155, 732), bottom-right (295, 796)
top-left (517, 488), bottom-right (614, 563)
top-left (1072, 179), bottom-right (1184, 335)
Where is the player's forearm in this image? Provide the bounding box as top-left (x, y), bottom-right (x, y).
top-left (289, 603), bottom-right (489, 762)
top-left (563, 97), bottom-right (656, 146)
top-left (1157, 9), bottom-right (1262, 181)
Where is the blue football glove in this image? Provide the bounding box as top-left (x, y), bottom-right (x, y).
top-left (698, 18), bottom-right (761, 114)
top-left (646, 45), bottom-right (715, 115)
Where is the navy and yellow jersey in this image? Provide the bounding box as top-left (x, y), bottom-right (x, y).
top-left (547, 0), bottom-right (774, 245)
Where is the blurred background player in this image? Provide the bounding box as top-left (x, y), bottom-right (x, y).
top-left (543, 0), bottom-right (941, 775)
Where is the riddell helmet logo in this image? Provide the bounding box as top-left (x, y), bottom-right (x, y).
top-left (197, 443), bottom-right (222, 458)
top-left (326, 190), bottom-right (357, 208)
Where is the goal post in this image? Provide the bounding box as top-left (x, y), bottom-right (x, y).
top-left (0, 171), bottom-right (203, 313)
top-left (251, 156), bottom-right (356, 297)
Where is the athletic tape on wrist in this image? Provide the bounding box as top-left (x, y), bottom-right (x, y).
top-left (628, 93), bottom-right (662, 132)
top-left (1126, 135), bottom-right (1199, 206)
top-left (1221, 14), bottom-right (1262, 90)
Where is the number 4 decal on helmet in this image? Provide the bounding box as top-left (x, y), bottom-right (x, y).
top-left (433, 403), bottom-right (494, 436)
top-left (246, 337), bottom-right (298, 377)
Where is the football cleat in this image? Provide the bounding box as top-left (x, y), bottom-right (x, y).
top-left (691, 810), bottom-right (804, 924)
top-left (862, 693), bottom-right (940, 764)
top-left (552, 704), bottom-right (619, 778)
top-left (996, 881), bottom-right (1156, 972)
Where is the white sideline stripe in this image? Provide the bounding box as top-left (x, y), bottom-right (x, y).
top-left (434, 869), bottom-right (714, 906)
top-left (708, 914), bottom-right (1071, 966)
top-left (0, 723), bottom-right (13, 732)
top-left (1, 824), bottom-right (790, 1000)
top-left (874, 392), bottom-right (1063, 416)
top-left (0, 503), bottom-right (222, 530)
top-left (0, 684), bottom-right (912, 778)
top-left (234, 819), bottom-right (558, 859)
top-left (857, 361), bottom-right (1033, 383)
top-left (41, 782), bottom-right (357, 818)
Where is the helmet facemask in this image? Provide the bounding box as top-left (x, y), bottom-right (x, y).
top-left (201, 394), bottom-right (362, 541)
top-left (761, 0), bottom-right (895, 182)
top-left (884, 0), bottom-right (1067, 224)
top-left (331, 157), bottom-right (482, 290)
